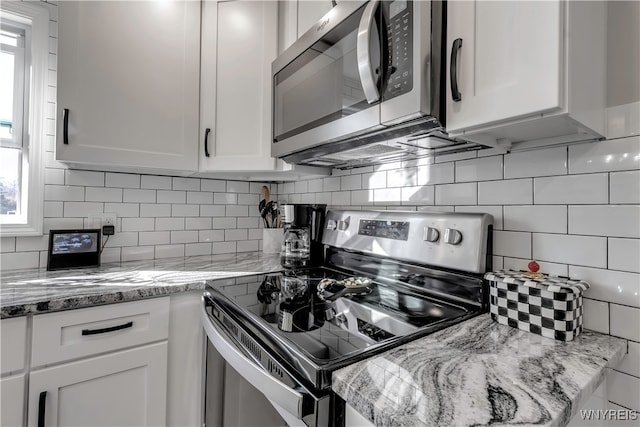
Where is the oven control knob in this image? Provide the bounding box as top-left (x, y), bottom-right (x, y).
top-left (326, 219), bottom-right (337, 230)
top-left (423, 227), bottom-right (440, 242)
top-left (443, 228), bottom-right (463, 245)
top-left (338, 217), bottom-right (350, 231)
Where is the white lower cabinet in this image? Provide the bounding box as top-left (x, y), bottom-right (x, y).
top-left (28, 342), bottom-right (167, 427)
top-left (1, 374), bottom-right (26, 427)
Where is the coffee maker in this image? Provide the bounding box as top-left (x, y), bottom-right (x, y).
top-left (280, 204), bottom-right (326, 269)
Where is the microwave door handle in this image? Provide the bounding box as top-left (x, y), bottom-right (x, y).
top-left (200, 295), bottom-right (305, 419)
top-left (357, 0), bottom-right (381, 104)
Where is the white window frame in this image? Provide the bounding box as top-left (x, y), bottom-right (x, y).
top-left (0, 1), bottom-right (48, 236)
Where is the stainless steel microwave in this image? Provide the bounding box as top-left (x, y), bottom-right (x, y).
top-left (272, 0), bottom-right (450, 168)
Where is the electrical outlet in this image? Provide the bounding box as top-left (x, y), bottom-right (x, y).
top-left (87, 213), bottom-right (117, 234)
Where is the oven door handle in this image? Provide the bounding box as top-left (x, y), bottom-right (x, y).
top-left (200, 295), bottom-right (305, 419)
top-left (357, 0), bottom-right (380, 104)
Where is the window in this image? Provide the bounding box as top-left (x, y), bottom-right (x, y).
top-left (0, 3), bottom-right (48, 236)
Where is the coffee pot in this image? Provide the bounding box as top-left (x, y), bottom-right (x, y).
top-left (280, 204), bottom-right (326, 269)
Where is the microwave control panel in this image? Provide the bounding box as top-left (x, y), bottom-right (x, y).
top-left (382, 0), bottom-right (413, 100)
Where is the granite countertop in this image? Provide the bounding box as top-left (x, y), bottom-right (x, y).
top-left (0, 252), bottom-right (282, 318)
top-left (333, 314), bottom-right (627, 427)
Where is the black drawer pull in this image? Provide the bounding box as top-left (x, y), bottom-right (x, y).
top-left (82, 321), bottom-right (133, 336)
top-left (204, 127), bottom-right (211, 157)
top-left (38, 391), bottom-right (47, 427)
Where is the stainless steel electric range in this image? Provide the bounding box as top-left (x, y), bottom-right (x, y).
top-left (201, 210), bottom-right (492, 427)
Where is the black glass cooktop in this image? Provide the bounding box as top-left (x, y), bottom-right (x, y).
top-left (207, 267), bottom-right (468, 364)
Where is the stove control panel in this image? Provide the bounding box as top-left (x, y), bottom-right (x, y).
top-left (443, 228), bottom-right (463, 245)
top-left (358, 219), bottom-right (409, 241)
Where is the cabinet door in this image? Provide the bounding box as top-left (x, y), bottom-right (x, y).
top-left (297, 1), bottom-right (333, 38)
top-left (28, 342), bottom-right (167, 427)
top-left (446, 1), bottom-right (562, 134)
top-left (56, 1), bottom-right (200, 173)
top-left (1, 374), bottom-right (25, 427)
top-left (199, 0), bottom-right (278, 172)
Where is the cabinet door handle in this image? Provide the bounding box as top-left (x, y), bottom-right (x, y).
top-left (63, 108), bottom-right (70, 144)
top-left (450, 38), bottom-right (463, 102)
top-left (204, 127), bottom-right (211, 157)
top-left (38, 391), bottom-right (47, 427)
top-left (81, 321), bottom-right (133, 336)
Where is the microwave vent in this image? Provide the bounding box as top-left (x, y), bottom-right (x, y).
top-left (324, 143), bottom-right (405, 161)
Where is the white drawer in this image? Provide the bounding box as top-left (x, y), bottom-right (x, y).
top-left (31, 298), bottom-right (169, 368)
top-left (1, 317), bottom-right (27, 374)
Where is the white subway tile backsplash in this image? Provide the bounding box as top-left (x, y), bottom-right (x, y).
top-left (387, 168), bottom-right (417, 187)
top-left (504, 147), bottom-right (567, 179)
top-left (213, 241), bottom-right (236, 254)
top-left (307, 179), bottom-right (323, 193)
top-left (611, 304), bottom-right (640, 342)
top-left (172, 204), bottom-right (199, 217)
top-left (237, 217), bottom-right (259, 229)
top-left (323, 177), bottom-right (340, 191)
top-left (362, 171), bottom-right (387, 189)
top-left (44, 201), bottom-right (63, 218)
top-left (139, 204), bottom-right (171, 218)
top-left (105, 173), bottom-right (140, 188)
top-left (199, 230), bottom-right (225, 242)
top-left (456, 156), bottom-right (503, 182)
top-left (435, 183), bottom-right (477, 205)
top-left (569, 206), bottom-right (640, 238)
top-left (615, 341), bottom-right (640, 378)
top-left (300, 193), bottom-right (315, 203)
top-left (533, 234), bottom-right (607, 268)
top-left (607, 369), bottom-right (640, 411)
top-left (417, 162), bottom-right (455, 185)
top-left (478, 179), bottom-right (532, 205)
top-left (568, 266), bottom-right (640, 308)
top-left (85, 187), bottom-right (122, 203)
top-left (295, 181), bottom-right (308, 193)
top-left (155, 218), bottom-right (185, 231)
top-left (315, 192), bottom-right (332, 205)
top-left (0, 237), bottom-right (16, 253)
top-left (226, 180), bottom-right (248, 194)
top-left (583, 298), bottom-right (610, 334)
top-left (493, 231), bottom-right (531, 259)
top-left (454, 205), bottom-right (503, 230)
top-left (0, 252), bottom-right (40, 270)
top-left (123, 189), bottom-right (156, 203)
top-left (170, 231), bottom-right (198, 244)
top-left (213, 193), bottom-right (237, 205)
top-left (492, 256), bottom-right (504, 270)
top-left (350, 190), bottom-right (374, 206)
top-left (45, 168), bottom-right (65, 185)
top-left (609, 238), bottom-right (640, 273)
top-left (100, 247), bottom-right (121, 264)
top-left (138, 231), bottom-right (170, 246)
top-left (185, 218), bottom-right (212, 230)
top-left (569, 136), bottom-right (640, 174)
top-left (225, 205), bottom-right (248, 217)
top-left (340, 175), bottom-right (362, 191)
top-left (201, 179), bottom-right (226, 193)
top-left (212, 217), bottom-right (236, 230)
top-left (373, 188), bottom-right (400, 205)
top-left (140, 175), bottom-right (172, 190)
top-left (155, 244), bottom-right (185, 259)
top-left (15, 236), bottom-right (49, 252)
top-left (64, 170), bottom-right (104, 187)
top-left (121, 218), bottom-right (155, 232)
top-left (237, 240), bottom-right (259, 252)
top-left (157, 190), bottom-right (186, 204)
top-left (45, 185), bottom-right (84, 201)
top-left (63, 202), bottom-right (103, 217)
top-left (435, 150), bottom-right (476, 163)
top-left (104, 232), bottom-right (138, 247)
top-left (503, 205), bottom-right (567, 233)
top-left (332, 191), bottom-right (351, 206)
top-left (185, 242), bottom-right (212, 256)
top-left (237, 193), bottom-right (258, 206)
top-left (200, 205), bottom-right (226, 217)
top-left (173, 177), bottom-right (200, 191)
top-left (104, 203), bottom-right (139, 218)
top-left (401, 186), bottom-right (434, 205)
top-left (610, 171), bottom-right (640, 204)
top-left (44, 218), bottom-right (83, 233)
top-left (534, 174), bottom-right (609, 204)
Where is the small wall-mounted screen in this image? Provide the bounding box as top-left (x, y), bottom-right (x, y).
top-left (52, 232), bottom-right (99, 254)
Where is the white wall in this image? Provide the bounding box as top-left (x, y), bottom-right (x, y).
top-left (277, 133), bottom-right (640, 414)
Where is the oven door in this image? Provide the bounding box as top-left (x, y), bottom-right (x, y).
top-left (201, 293), bottom-right (331, 427)
top-left (272, 0), bottom-right (383, 158)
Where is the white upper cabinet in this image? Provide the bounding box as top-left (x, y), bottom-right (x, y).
top-left (199, 0), bottom-right (279, 173)
top-left (56, 1), bottom-right (200, 174)
top-left (446, 1), bottom-right (606, 150)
